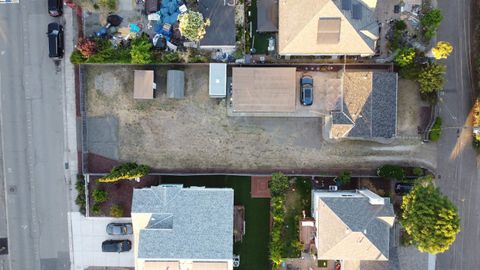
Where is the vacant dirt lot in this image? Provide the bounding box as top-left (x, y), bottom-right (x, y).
top-left (84, 66), bottom-right (436, 172)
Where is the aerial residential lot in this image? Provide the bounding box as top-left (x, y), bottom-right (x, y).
top-left (84, 65), bottom-right (435, 172)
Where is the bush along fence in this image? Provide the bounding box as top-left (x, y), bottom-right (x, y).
top-left (269, 172), bottom-right (288, 270)
top-left (98, 162), bottom-right (150, 183)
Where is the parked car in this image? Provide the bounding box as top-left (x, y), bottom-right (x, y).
top-left (102, 240), bottom-right (131, 253)
top-left (395, 182), bottom-right (414, 195)
top-left (300, 75), bottom-right (314, 106)
top-left (106, 223), bottom-right (133, 235)
top-left (48, 0), bottom-right (63, 17)
top-left (47, 23), bottom-right (64, 59)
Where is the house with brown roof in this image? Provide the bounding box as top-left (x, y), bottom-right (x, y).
top-left (278, 0), bottom-right (379, 56)
top-left (312, 189), bottom-right (395, 269)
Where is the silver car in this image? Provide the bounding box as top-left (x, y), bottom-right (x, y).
top-left (106, 223), bottom-right (133, 235)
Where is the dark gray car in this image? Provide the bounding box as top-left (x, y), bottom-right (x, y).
top-left (102, 240), bottom-right (131, 252)
top-left (106, 223), bottom-right (133, 235)
top-left (300, 75), bottom-right (313, 106)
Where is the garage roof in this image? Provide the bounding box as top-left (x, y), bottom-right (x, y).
top-left (232, 67), bottom-right (297, 112)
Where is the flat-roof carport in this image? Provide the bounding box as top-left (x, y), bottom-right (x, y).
top-left (232, 67), bottom-right (296, 113)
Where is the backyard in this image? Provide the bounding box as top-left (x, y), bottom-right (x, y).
top-left (160, 175), bottom-right (270, 270)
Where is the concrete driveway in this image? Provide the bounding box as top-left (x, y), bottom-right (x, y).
top-left (70, 212), bottom-right (134, 269)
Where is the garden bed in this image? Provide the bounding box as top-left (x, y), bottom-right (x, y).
top-left (87, 174), bottom-right (161, 217)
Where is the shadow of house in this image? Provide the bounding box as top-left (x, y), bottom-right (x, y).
top-left (330, 71), bottom-right (397, 139)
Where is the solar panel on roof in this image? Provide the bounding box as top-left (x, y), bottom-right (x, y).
top-left (342, 0), bottom-right (351, 10)
top-left (352, 4), bottom-right (362, 19)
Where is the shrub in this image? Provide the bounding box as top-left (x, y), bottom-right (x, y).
top-left (92, 189), bottom-right (108, 203)
top-left (377, 165), bottom-right (405, 180)
top-left (70, 50), bottom-right (86, 64)
top-left (417, 63), bottom-right (446, 94)
top-left (75, 175), bottom-right (86, 214)
top-left (429, 117), bottom-right (442, 141)
top-left (99, 0), bottom-right (117, 11)
top-left (76, 38), bottom-right (97, 58)
top-left (335, 171), bottom-right (351, 187)
top-left (130, 35), bottom-right (153, 64)
top-left (98, 162), bottom-right (151, 183)
top-left (395, 47), bottom-right (416, 67)
top-left (110, 204), bottom-right (124, 218)
top-left (91, 203), bottom-right (102, 216)
top-left (399, 64), bottom-right (421, 79)
top-left (412, 167), bottom-right (424, 176)
top-left (269, 172), bottom-right (289, 197)
top-left (421, 8), bottom-right (443, 41)
top-left (178, 11), bottom-right (210, 42)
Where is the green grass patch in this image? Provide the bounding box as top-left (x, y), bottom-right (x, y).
top-left (429, 117), bottom-right (442, 142)
top-left (161, 175), bottom-right (270, 270)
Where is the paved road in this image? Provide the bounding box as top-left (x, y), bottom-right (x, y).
top-left (436, 0), bottom-right (480, 269)
top-left (0, 1), bottom-right (70, 270)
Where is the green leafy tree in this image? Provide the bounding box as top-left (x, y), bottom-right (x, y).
top-left (335, 171), bottom-right (351, 187)
top-left (417, 63), bottom-right (446, 94)
top-left (395, 47), bottom-right (416, 67)
top-left (377, 165), bottom-right (405, 180)
top-left (92, 189), bottom-right (108, 203)
top-left (178, 11), bottom-right (210, 42)
top-left (110, 204), bottom-right (124, 218)
top-left (401, 175), bottom-right (460, 254)
top-left (421, 8), bottom-right (443, 41)
top-left (269, 172), bottom-right (289, 196)
top-left (130, 36), bottom-right (152, 64)
top-left (91, 203), bottom-right (102, 216)
top-left (98, 163), bottom-right (151, 183)
top-left (432, 41), bottom-right (453, 59)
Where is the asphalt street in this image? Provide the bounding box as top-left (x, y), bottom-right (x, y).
top-left (0, 1), bottom-right (70, 270)
top-left (436, 0), bottom-right (480, 269)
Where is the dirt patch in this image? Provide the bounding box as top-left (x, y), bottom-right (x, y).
top-left (88, 174), bottom-right (161, 217)
top-left (396, 79), bottom-right (429, 137)
top-left (84, 65), bottom-right (437, 172)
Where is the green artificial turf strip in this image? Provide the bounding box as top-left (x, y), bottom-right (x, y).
top-left (161, 175), bottom-right (270, 270)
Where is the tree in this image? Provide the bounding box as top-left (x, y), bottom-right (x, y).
top-left (76, 38), bottom-right (97, 58)
top-left (431, 41), bottom-right (453, 59)
top-left (130, 36), bottom-right (152, 64)
top-left (269, 172), bottom-right (289, 196)
top-left (395, 47), bottom-right (416, 67)
top-left (334, 171), bottom-right (351, 186)
top-left (417, 63), bottom-right (446, 94)
top-left (178, 11), bottom-right (210, 42)
top-left (401, 175), bottom-right (460, 254)
top-left (98, 163), bottom-right (151, 183)
top-left (421, 8), bottom-right (443, 41)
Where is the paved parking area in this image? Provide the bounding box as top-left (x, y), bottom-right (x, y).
top-left (70, 212), bottom-right (134, 270)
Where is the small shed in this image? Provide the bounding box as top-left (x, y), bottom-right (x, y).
top-left (133, 70), bottom-right (155, 99)
top-left (167, 70), bottom-right (185, 99)
top-left (209, 63), bottom-right (227, 98)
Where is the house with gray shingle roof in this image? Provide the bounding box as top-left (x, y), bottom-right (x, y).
top-left (329, 71), bottom-right (398, 139)
top-left (312, 189), bottom-right (395, 267)
top-left (131, 185), bottom-right (234, 270)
